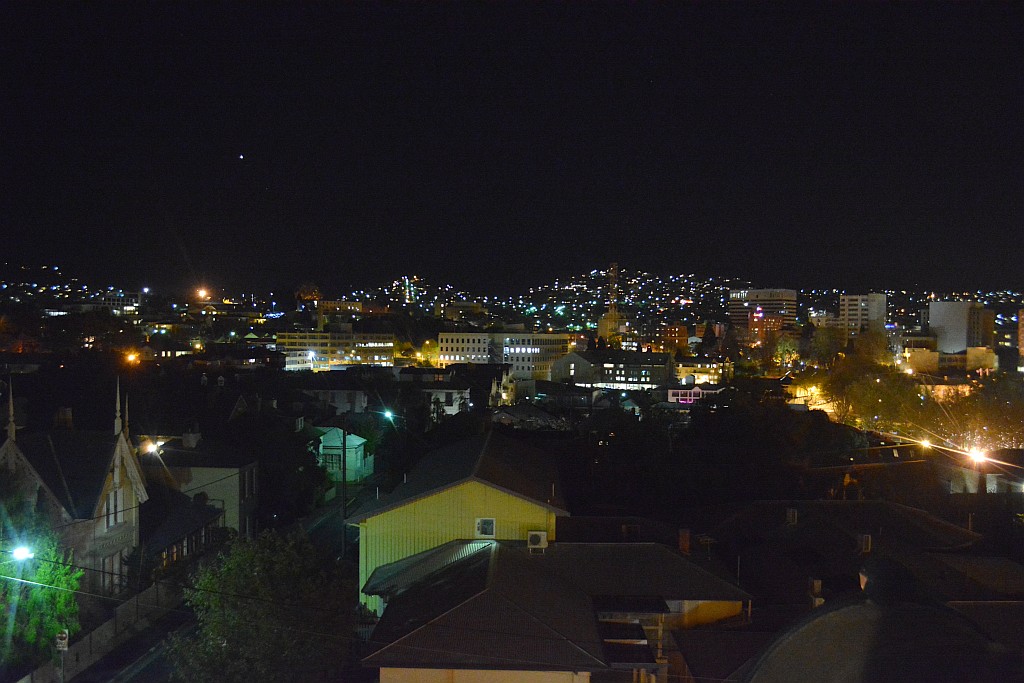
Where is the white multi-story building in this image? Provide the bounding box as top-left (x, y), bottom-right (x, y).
top-left (276, 325), bottom-right (395, 371)
top-left (839, 293), bottom-right (887, 334)
top-left (728, 289), bottom-right (798, 329)
top-left (437, 332), bottom-right (573, 380)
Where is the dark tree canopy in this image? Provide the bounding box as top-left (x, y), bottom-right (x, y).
top-left (170, 531), bottom-right (355, 683)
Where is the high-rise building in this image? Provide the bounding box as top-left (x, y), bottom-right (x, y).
top-left (927, 301), bottom-right (995, 353)
top-left (728, 289), bottom-right (797, 329)
top-left (839, 293), bottom-right (887, 334)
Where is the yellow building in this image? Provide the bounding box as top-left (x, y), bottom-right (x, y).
top-left (346, 430), bottom-right (568, 614)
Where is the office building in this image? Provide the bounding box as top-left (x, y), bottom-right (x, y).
top-left (728, 289), bottom-right (797, 329)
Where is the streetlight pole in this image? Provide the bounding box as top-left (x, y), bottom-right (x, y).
top-left (340, 423), bottom-right (347, 561)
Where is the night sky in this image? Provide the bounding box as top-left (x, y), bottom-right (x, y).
top-left (3, 3), bottom-right (1022, 295)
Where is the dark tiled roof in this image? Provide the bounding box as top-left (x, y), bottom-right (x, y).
top-left (346, 431), bottom-right (566, 522)
top-left (712, 500), bottom-right (1000, 602)
top-left (364, 542), bottom-right (607, 671)
top-left (16, 430), bottom-right (119, 518)
top-left (673, 629), bottom-right (776, 683)
top-left (532, 543), bottom-right (751, 602)
top-left (141, 484), bottom-right (223, 554)
top-left (365, 540), bottom-right (752, 674)
top-left (742, 598), bottom-right (1016, 683)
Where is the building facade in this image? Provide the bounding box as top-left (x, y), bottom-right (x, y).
top-left (728, 289), bottom-right (798, 329)
top-left (551, 350), bottom-right (675, 390)
top-left (437, 332), bottom-right (573, 380)
top-left (927, 301), bottom-right (995, 353)
top-left (276, 326), bottom-right (395, 370)
top-left (839, 293), bottom-right (887, 334)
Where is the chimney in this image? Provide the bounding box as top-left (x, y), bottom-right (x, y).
top-left (182, 432), bottom-right (201, 449)
top-left (678, 528), bottom-right (691, 555)
top-left (54, 407), bottom-right (73, 430)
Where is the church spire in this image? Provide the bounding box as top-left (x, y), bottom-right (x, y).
top-left (123, 392), bottom-right (129, 437)
top-left (114, 378), bottom-right (123, 436)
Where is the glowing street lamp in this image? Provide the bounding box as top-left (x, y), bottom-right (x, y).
top-left (11, 546), bottom-right (34, 561)
top-left (968, 447), bottom-right (987, 463)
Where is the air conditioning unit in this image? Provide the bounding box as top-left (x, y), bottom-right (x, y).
top-left (859, 534), bottom-right (872, 554)
top-left (527, 531), bottom-right (548, 549)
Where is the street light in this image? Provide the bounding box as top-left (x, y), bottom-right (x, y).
top-left (12, 545), bottom-right (33, 561)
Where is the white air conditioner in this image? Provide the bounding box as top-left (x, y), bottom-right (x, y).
top-left (527, 531), bottom-right (548, 549)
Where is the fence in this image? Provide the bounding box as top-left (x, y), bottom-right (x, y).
top-left (15, 580), bottom-right (184, 683)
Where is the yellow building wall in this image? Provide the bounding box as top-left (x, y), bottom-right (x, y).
top-left (381, 669), bottom-right (591, 683)
top-left (666, 600), bottom-right (744, 629)
top-left (359, 480), bottom-right (560, 613)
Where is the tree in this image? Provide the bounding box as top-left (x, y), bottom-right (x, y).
top-left (809, 326), bottom-right (846, 367)
top-left (0, 483), bottom-right (83, 669)
top-left (773, 336), bottom-right (800, 369)
top-left (719, 324), bottom-right (741, 362)
top-left (170, 531), bottom-right (355, 683)
top-left (699, 323), bottom-right (718, 356)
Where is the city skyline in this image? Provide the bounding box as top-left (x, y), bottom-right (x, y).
top-left (4, 3), bottom-right (1022, 294)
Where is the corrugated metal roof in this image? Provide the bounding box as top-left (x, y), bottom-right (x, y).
top-left (365, 540), bottom-right (752, 673)
top-left (346, 431), bottom-right (566, 522)
top-left (533, 543), bottom-right (751, 602)
top-left (365, 542), bottom-right (607, 671)
top-left (364, 540), bottom-right (494, 597)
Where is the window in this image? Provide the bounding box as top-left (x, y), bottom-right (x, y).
top-left (101, 552), bottom-right (122, 594)
top-left (105, 485), bottom-right (124, 528)
top-left (475, 517), bottom-right (496, 538)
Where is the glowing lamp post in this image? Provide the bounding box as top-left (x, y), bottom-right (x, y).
top-left (11, 545), bottom-right (33, 561)
top-left (968, 447), bottom-right (988, 495)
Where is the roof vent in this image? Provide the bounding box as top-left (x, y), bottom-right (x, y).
top-left (786, 507), bottom-right (798, 525)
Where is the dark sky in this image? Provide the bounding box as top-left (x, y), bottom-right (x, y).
top-left (2, 3), bottom-right (1022, 295)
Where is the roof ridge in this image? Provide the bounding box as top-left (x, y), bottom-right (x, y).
top-left (469, 429), bottom-right (493, 479)
top-left (492, 591), bottom-right (608, 668)
top-left (47, 434), bottom-right (77, 515)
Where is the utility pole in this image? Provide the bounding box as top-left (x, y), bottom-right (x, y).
top-left (340, 424), bottom-right (348, 560)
